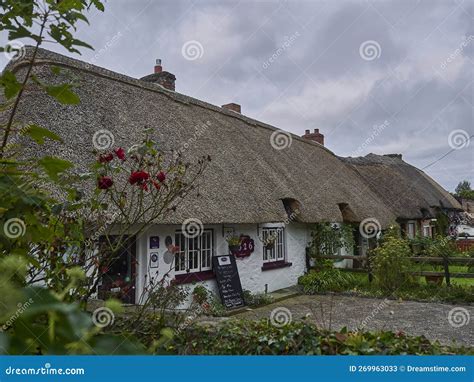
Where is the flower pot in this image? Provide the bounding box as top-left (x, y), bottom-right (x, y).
top-left (229, 244), bottom-right (240, 255)
top-left (425, 275), bottom-right (444, 286)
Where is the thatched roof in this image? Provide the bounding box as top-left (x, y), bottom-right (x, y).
top-left (341, 154), bottom-right (462, 220)
top-left (6, 47), bottom-right (400, 226)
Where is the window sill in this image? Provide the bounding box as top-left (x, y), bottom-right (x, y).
top-left (261, 261), bottom-right (292, 271)
top-left (172, 270), bottom-right (215, 285)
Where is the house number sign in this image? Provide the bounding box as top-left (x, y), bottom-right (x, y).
top-left (235, 235), bottom-right (254, 258)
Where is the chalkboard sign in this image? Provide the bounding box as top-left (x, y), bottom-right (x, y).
top-left (212, 255), bottom-right (245, 309)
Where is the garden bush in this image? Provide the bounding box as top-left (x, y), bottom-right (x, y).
top-left (243, 290), bottom-right (274, 307)
top-left (371, 230), bottom-right (412, 292)
top-left (298, 268), bottom-right (357, 294)
top-left (168, 320), bottom-right (472, 355)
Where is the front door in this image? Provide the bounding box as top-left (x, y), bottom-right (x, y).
top-left (97, 235), bottom-right (137, 304)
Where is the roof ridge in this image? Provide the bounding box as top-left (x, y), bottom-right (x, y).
top-left (7, 46), bottom-right (335, 156)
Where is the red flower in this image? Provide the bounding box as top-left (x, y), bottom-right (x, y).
top-left (152, 180), bottom-right (161, 190)
top-left (129, 170), bottom-right (150, 185)
top-left (114, 147), bottom-right (126, 161)
top-left (98, 153), bottom-right (114, 163)
top-left (140, 183), bottom-right (149, 192)
top-left (98, 176), bottom-right (113, 190)
top-left (157, 171), bottom-right (166, 183)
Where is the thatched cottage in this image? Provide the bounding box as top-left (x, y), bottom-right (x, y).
top-left (5, 47), bottom-right (460, 305)
top-left (342, 154), bottom-right (461, 239)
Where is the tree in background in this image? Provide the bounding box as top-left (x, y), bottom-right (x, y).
top-left (455, 180), bottom-right (474, 199)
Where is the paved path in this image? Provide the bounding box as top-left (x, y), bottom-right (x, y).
top-left (234, 294), bottom-right (473, 347)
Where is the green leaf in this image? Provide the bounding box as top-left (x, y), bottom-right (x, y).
top-left (46, 84), bottom-right (80, 104)
top-left (0, 70), bottom-right (21, 99)
top-left (24, 124), bottom-right (62, 145)
top-left (38, 156), bottom-right (74, 181)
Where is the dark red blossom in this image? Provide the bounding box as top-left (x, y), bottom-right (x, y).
top-left (152, 180), bottom-right (161, 190)
top-left (156, 171), bottom-right (166, 183)
top-left (98, 153), bottom-right (114, 163)
top-left (129, 170), bottom-right (150, 185)
top-left (114, 147), bottom-right (126, 160)
top-left (140, 183), bottom-right (149, 192)
top-left (98, 176), bottom-right (113, 190)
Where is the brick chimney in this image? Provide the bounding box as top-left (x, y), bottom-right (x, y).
top-left (140, 59), bottom-right (176, 91)
top-left (221, 103), bottom-right (241, 113)
top-left (302, 129), bottom-right (324, 146)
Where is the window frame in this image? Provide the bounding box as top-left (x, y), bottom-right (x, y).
top-left (261, 226), bottom-right (286, 264)
top-left (407, 221), bottom-right (416, 239)
top-left (174, 229), bottom-right (214, 275)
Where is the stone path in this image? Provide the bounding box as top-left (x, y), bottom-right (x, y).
top-left (233, 294), bottom-right (473, 347)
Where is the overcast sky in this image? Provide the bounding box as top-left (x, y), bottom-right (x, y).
top-left (1, 0), bottom-right (472, 191)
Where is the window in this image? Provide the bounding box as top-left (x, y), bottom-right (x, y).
top-left (407, 222), bottom-right (416, 239)
top-left (262, 227), bottom-right (285, 263)
top-left (174, 230), bottom-right (213, 274)
top-left (423, 225), bottom-right (431, 238)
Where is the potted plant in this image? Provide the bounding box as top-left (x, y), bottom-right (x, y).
top-left (226, 235), bottom-right (241, 255)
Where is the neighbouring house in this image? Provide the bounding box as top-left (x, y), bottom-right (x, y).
top-left (4, 47), bottom-right (459, 306)
top-left (341, 154), bottom-right (462, 240)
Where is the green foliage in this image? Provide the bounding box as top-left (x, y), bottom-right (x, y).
top-left (455, 180), bottom-right (474, 199)
top-left (45, 83), bottom-right (80, 104)
top-left (298, 268), bottom-right (357, 294)
top-left (226, 235), bottom-right (241, 246)
top-left (24, 124), bottom-right (62, 145)
top-left (242, 290), bottom-right (274, 307)
top-left (168, 320), bottom-right (471, 355)
top-left (308, 223), bottom-right (354, 262)
top-left (371, 233), bottom-right (412, 292)
top-left (192, 285), bottom-right (209, 305)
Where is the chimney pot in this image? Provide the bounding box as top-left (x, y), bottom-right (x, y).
top-left (141, 59), bottom-right (175, 91)
top-left (222, 103), bottom-right (241, 113)
top-left (302, 128), bottom-right (324, 146)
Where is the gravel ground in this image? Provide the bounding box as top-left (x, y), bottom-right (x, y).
top-left (234, 294), bottom-right (473, 347)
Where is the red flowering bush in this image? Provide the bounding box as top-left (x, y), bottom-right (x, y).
top-left (129, 170), bottom-right (150, 185)
top-left (114, 147), bottom-right (125, 160)
top-left (97, 176), bottom-right (113, 190)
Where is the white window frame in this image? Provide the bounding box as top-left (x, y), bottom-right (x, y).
top-left (407, 221), bottom-right (416, 239)
top-left (422, 225), bottom-right (431, 238)
top-left (261, 226), bottom-right (286, 263)
top-left (174, 229), bottom-right (213, 275)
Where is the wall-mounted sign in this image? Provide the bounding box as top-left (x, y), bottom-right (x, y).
top-left (149, 252), bottom-right (159, 268)
top-left (149, 236), bottom-right (160, 249)
top-left (212, 255), bottom-right (245, 309)
top-left (234, 235), bottom-right (255, 258)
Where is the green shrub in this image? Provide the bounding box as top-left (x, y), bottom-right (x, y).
top-left (298, 268), bottom-right (356, 294)
top-left (168, 320), bottom-right (471, 355)
top-left (371, 233), bottom-right (412, 292)
top-left (243, 290), bottom-right (274, 307)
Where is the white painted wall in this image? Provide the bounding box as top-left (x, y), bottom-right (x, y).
top-left (134, 222), bottom-right (310, 307)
